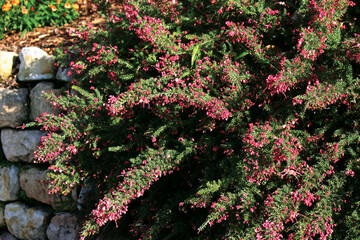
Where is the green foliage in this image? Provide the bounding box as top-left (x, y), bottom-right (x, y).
top-left (18, 189), bottom-right (37, 205)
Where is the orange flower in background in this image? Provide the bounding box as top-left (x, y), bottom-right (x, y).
top-left (48, 4), bottom-right (57, 11)
top-left (56, 0), bottom-right (60, 3)
top-left (11, 0), bottom-right (20, 6)
top-left (21, 7), bottom-right (28, 14)
top-left (2, 1), bottom-right (12, 11)
top-left (72, 3), bottom-right (79, 10)
top-left (64, 2), bottom-right (71, 8)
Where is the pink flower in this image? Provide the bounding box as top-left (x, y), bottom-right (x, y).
top-left (345, 169), bottom-right (355, 177)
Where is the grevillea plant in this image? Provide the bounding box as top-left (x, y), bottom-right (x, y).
top-left (31, 0), bottom-right (360, 239)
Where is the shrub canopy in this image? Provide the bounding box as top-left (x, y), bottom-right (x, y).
top-left (34, 0), bottom-right (360, 239)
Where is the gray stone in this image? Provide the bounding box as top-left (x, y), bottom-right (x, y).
top-left (77, 177), bottom-right (95, 211)
top-left (56, 67), bottom-right (73, 82)
top-left (0, 51), bottom-right (18, 81)
top-left (46, 213), bottom-right (79, 240)
top-left (4, 202), bottom-right (52, 240)
top-left (1, 129), bottom-right (46, 163)
top-left (0, 231), bottom-right (18, 240)
top-left (0, 88), bottom-right (28, 128)
top-left (18, 47), bottom-right (55, 81)
top-left (0, 165), bottom-right (20, 201)
top-left (29, 82), bottom-right (61, 121)
top-left (19, 167), bottom-right (77, 211)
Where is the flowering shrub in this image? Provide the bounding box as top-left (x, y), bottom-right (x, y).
top-left (32, 0), bottom-right (360, 239)
top-left (0, 0), bottom-right (80, 39)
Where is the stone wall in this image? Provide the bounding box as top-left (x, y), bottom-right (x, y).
top-left (0, 48), bottom-right (80, 240)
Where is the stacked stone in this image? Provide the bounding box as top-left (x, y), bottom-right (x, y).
top-left (0, 48), bottom-right (79, 240)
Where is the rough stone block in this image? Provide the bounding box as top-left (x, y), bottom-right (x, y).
top-left (56, 67), bottom-right (73, 82)
top-left (0, 231), bottom-right (17, 240)
top-left (0, 51), bottom-right (18, 81)
top-left (18, 47), bottom-right (55, 81)
top-left (0, 88), bottom-right (28, 128)
top-left (1, 129), bottom-right (46, 163)
top-left (46, 213), bottom-right (79, 240)
top-left (4, 202), bottom-right (52, 240)
top-left (20, 167), bottom-right (77, 211)
top-left (77, 177), bottom-right (95, 211)
top-left (30, 82), bottom-right (61, 121)
top-left (0, 165), bottom-right (20, 201)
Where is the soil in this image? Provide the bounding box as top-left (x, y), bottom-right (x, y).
top-left (0, 3), bottom-right (106, 88)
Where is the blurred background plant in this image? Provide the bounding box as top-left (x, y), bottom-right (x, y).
top-left (0, 0), bottom-right (80, 40)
